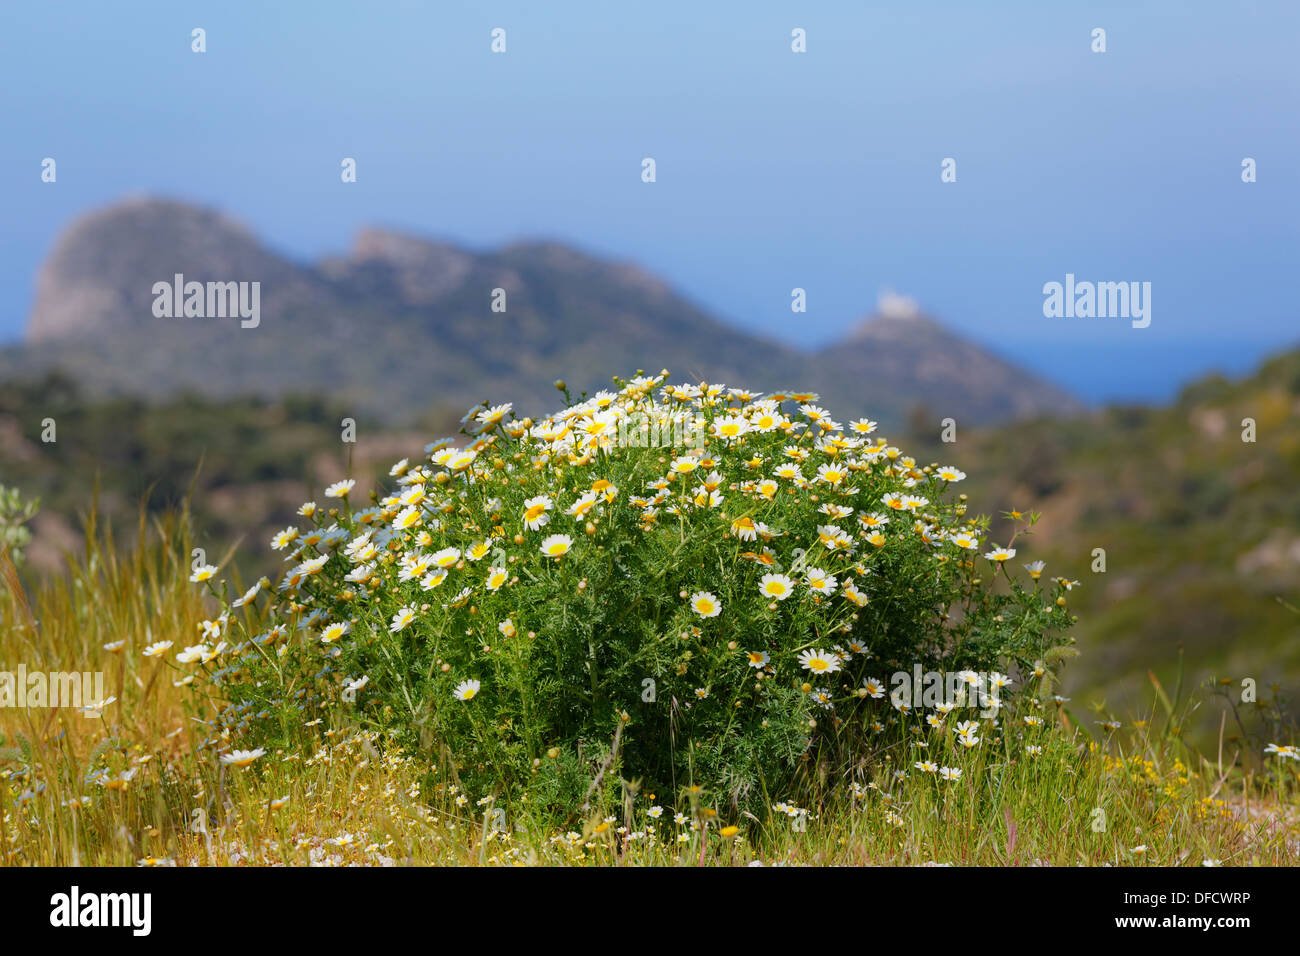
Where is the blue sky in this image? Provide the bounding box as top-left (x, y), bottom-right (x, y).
top-left (2, 0), bottom-right (1296, 402)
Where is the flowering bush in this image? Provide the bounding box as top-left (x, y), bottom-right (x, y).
top-left (191, 372), bottom-right (1075, 813)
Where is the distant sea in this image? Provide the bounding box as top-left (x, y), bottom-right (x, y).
top-left (993, 339), bottom-right (1292, 407)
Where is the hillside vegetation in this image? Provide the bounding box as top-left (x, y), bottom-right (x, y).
top-left (2, 350), bottom-right (1297, 750)
top-left (1, 396), bottom-right (1296, 868)
top-left (943, 349), bottom-right (1300, 737)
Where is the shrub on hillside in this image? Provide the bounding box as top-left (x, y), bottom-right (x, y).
top-left (189, 372), bottom-right (1075, 813)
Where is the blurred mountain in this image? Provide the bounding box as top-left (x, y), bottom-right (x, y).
top-left (4, 197), bottom-right (1081, 428)
top-left (819, 293), bottom-right (1080, 424)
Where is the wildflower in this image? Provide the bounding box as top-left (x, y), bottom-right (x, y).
top-left (79, 697), bottom-right (117, 718)
top-left (689, 591), bottom-right (721, 618)
top-left (189, 563), bottom-right (218, 583)
top-left (232, 581), bottom-right (264, 607)
top-left (454, 680), bottom-right (481, 701)
top-left (842, 581), bottom-right (869, 606)
top-left (96, 768), bottom-right (138, 790)
top-left (814, 463), bottom-right (846, 486)
top-left (691, 485), bottom-right (724, 508)
top-left (948, 530), bottom-right (979, 550)
top-left (1265, 743), bottom-right (1298, 761)
top-left (320, 621), bottom-right (351, 644)
top-left (567, 491), bottom-right (599, 518)
top-left (176, 644), bottom-right (209, 664)
top-left (425, 547), bottom-right (457, 569)
top-left (713, 417), bottom-right (749, 440)
top-left (915, 761), bottom-right (938, 773)
top-left (539, 533), bottom-right (573, 558)
top-left (296, 554), bottom-right (329, 576)
top-left (477, 403), bottom-right (513, 426)
top-left (746, 651), bottom-right (770, 669)
top-left (522, 495), bottom-right (553, 530)
top-left (324, 479), bottom-right (356, 499)
top-left (394, 506), bottom-right (422, 530)
top-left (939, 767), bottom-right (962, 782)
top-left (343, 675), bottom-right (369, 695)
top-left (221, 748), bottom-right (267, 768)
top-left (143, 641), bottom-right (173, 658)
top-left (861, 677), bottom-right (886, 699)
top-left (984, 546), bottom-right (1016, 562)
top-left (759, 572), bottom-right (795, 601)
top-left (805, 568), bottom-right (837, 595)
top-left (446, 450), bottom-right (477, 471)
top-left (398, 552), bottom-right (434, 581)
top-left (797, 649), bottom-right (841, 675)
top-left (389, 605), bottom-right (418, 633)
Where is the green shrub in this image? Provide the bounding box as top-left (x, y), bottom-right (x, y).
top-left (0, 484), bottom-right (39, 565)
top-left (191, 372), bottom-right (1075, 813)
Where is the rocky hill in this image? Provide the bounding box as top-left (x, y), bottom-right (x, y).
top-left (4, 197), bottom-right (1082, 429)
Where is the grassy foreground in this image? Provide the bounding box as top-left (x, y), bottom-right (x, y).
top-left (1, 514), bottom-right (1296, 867)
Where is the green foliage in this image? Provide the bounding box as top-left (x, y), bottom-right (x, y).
top-left (0, 373), bottom-right (450, 581)
top-left (0, 731), bottom-right (33, 771)
top-left (0, 484), bottom-right (39, 565)
top-left (948, 348), bottom-right (1300, 744)
top-left (196, 373), bottom-right (1073, 813)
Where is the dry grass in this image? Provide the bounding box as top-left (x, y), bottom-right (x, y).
top-left (2, 512), bottom-right (1297, 867)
